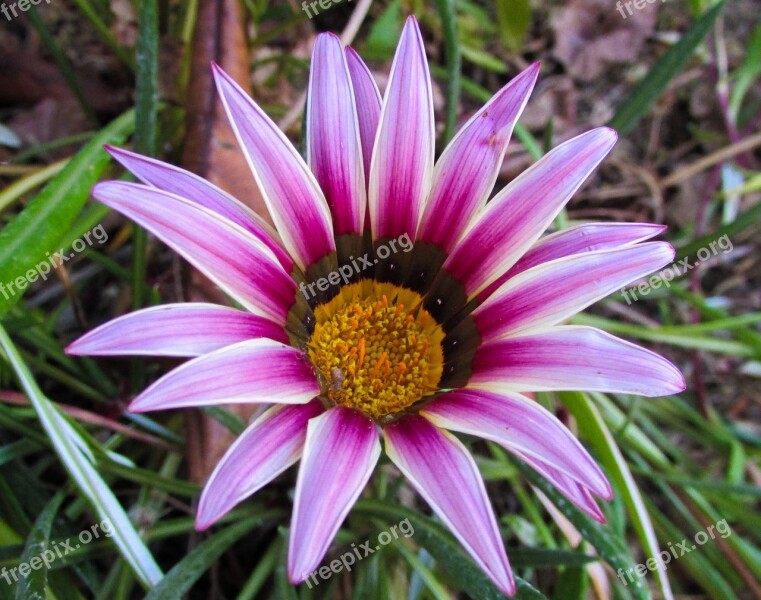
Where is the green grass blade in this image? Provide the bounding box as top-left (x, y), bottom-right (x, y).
top-left (14, 492), bottom-right (65, 600)
top-left (130, 0), bottom-right (158, 304)
top-left (512, 461), bottom-right (650, 600)
top-left (143, 519), bottom-right (266, 600)
top-left (0, 325), bottom-right (163, 588)
top-left (25, 6), bottom-right (98, 125)
top-left (435, 0), bottom-right (461, 145)
top-left (572, 313), bottom-right (756, 356)
top-left (71, 0), bottom-right (135, 70)
top-left (609, 0), bottom-right (726, 134)
top-left (0, 160), bottom-right (67, 214)
top-left (356, 499), bottom-right (550, 599)
top-left (495, 0), bottom-right (532, 53)
top-left (559, 392), bottom-right (673, 600)
top-left (0, 110), bottom-right (135, 315)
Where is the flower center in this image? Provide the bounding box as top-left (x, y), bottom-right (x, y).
top-left (307, 282), bottom-right (445, 420)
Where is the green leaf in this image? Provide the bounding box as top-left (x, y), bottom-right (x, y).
top-left (14, 492), bottom-right (65, 600)
top-left (0, 325), bottom-right (162, 588)
top-left (143, 519), bottom-right (269, 600)
top-left (395, 544), bottom-right (451, 600)
top-left (26, 5), bottom-right (97, 125)
top-left (435, 0), bottom-right (462, 145)
top-left (356, 499), bottom-right (549, 599)
top-left (363, 0), bottom-right (403, 60)
top-left (71, 0), bottom-right (135, 70)
top-left (511, 461), bottom-right (650, 600)
top-left (460, 45), bottom-right (507, 73)
top-left (729, 25), bottom-right (761, 122)
top-left (571, 313), bottom-right (757, 357)
top-left (675, 200), bottom-right (761, 262)
top-left (609, 0), bottom-right (726, 134)
top-left (495, 0), bottom-right (532, 53)
top-left (0, 110), bottom-right (135, 315)
top-left (559, 392), bottom-right (672, 600)
top-left (508, 548), bottom-right (596, 568)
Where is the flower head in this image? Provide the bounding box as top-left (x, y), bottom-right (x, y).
top-left (67, 16), bottom-right (684, 595)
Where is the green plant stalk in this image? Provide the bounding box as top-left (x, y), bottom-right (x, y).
top-left (434, 0), bottom-right (461, 146)
top-left (0, 325), bottom-right (163, 587)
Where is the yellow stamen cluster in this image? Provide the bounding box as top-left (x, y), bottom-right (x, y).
top-left (307, 282), bottom-right (444, 420)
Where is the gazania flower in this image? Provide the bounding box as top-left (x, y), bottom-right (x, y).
top-left (66, 16), bottom-right (684, 595)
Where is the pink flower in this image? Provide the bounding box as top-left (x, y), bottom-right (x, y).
top-left (66, 17), bottom-right (684, 595)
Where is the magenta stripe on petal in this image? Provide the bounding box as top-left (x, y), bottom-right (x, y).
top-left (93, 181), bottom-right (296, 323)
top-left (417, 63), bottom-right (539, 252)
top-left (443, 128), bottom-right (617, 297)
top-left (470, 326), bottom-right (686, 397)
top-left (105, 146), bottom-right (293, 271)
top-left (345, 46), bottom-right (381, 190)
top-left (385, 415), bottom-right (514, 596)
top-left (474, 243), bottom-right (675, 341)
top-left (480, 222), bottom-right (666, 301)
top-left (128, 339), bottom-right (319, 413)
top-left (66, 303), bottom-right (287, 357)
top-left (517, 452), bottom-right (606, 522)
top-left (307, 34), bottom-right (366, 235)
top-left (369, 17), bottom-right (434, 240)
top-left (212, 64), bottom-right (335, 270)
top-left (196, 400), bottom-right (323, 530)
top-left (288, 407), bottom-right (380, 583)
top-left (421, 389), bottom-right (611, 498)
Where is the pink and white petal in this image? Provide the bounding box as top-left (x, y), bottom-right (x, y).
top-left (443, 128), bottom-right (617, 297)
top-left (470, 326), bottom-right (686, 397)
top-left (474, 242), bottom-right (675, 341)
top-left (288, 407), bottom-right (380, 583)
top-left (212, 64), bottom-right (335, 269)
top-left (480, 222), bottom-right (666, 301)
top-left (128, 339), bottom-right (319, 413)
top-left (416, 63), bottom-right (540, 251)
top-left (104, 146), bottom-right (293, 271)
top-left (517, 452), bottom-right (607, 522)
top-left (92, 181), bottom-right (296, 323)
top-left (420, 389), bottom-right (611, 498)
top-left (66, 303), bottom-right (287, 357)
top-left (345, 46), bottom-right (381, 188)
top-left (508, 222), bottom-right (666, 278)
top-left (369, 17), bottom-right (434, 240)
top-left (307, 34), bottom-right (366, 235)
top-left (196, 400), bottom-right (324, 530)
top-left (385, 415), bottom-right (514, 596)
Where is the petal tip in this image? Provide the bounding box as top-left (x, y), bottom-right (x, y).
top-left (194, 516), bottom-right (214, 532)
top-left (316, 31), bottom-right (341, 44)
top-left (601, 125), bottom-right (619, 143)
top-left (496, 572), bottom-right (517, 597)
top-left (64, 340), bottom-right (83, 355)
top-left (649, 365), bottom-right (687, 397)
top-left (127, 397), bottom-right (150, 414)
